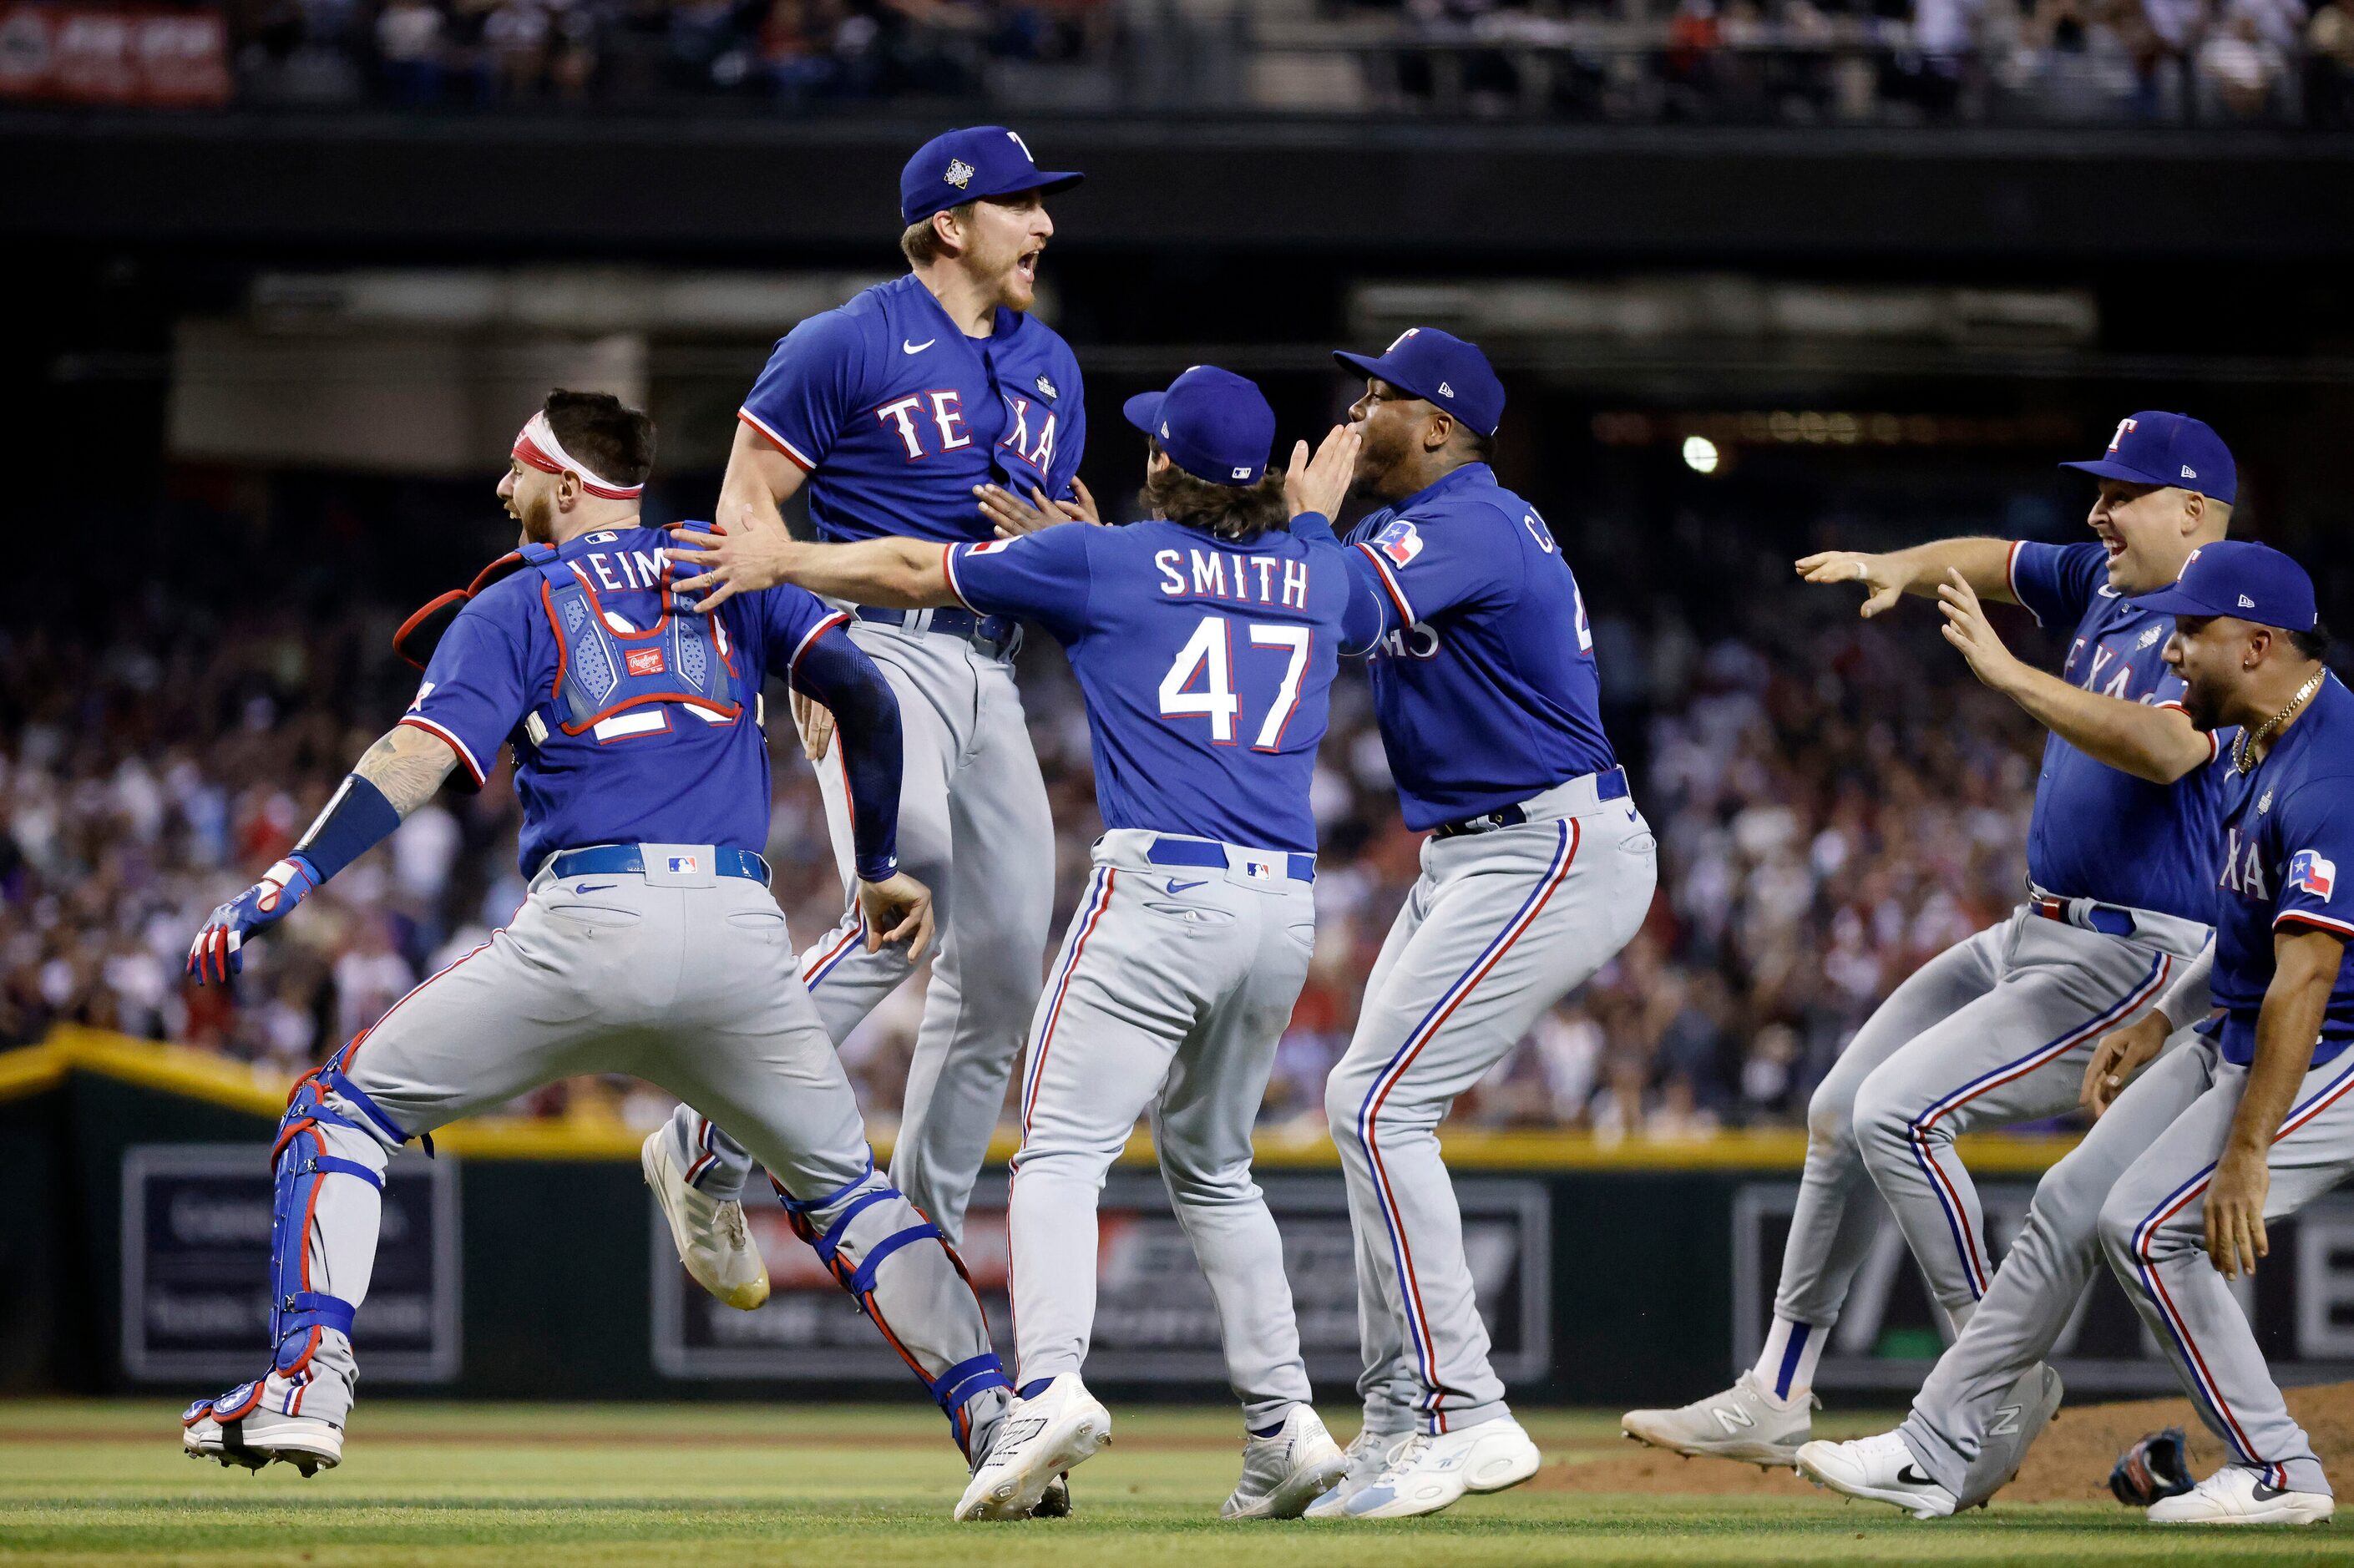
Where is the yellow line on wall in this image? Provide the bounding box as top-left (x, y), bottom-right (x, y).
top-left (0, 1027), bottom-right (2080, 1172)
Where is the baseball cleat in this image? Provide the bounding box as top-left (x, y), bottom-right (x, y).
top-left (642, 1129), bottom-right (769, 1311)
top-left (954, 1375), bottom-right (1111, 1522)
top-left (1622, 1371), bottom-right (1816, 1466)
top-left (2147, 1465), bottom-right (2335, 1525)
top-left (1331, 1415), bottom-right (1541, 1520)
top-left (1958, 1362), bottom-right (2063, 1506)
top-left (1795, 1431), bottom-right (1957, 1519)
top-left (182, 1382), bottom-right (343, 1476)
top-left (1223, 1405), bottom-right (1349, 1520)
top-left (1303, 1424), bottom-right (1407, 1519)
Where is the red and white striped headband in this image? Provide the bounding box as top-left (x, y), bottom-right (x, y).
top-left (512, 410), bottom-right (644, 500)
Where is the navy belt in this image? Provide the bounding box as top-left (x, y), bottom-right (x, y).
top-left (546, 844), bottom-right (772, 883)
top-left (1433, 766), bottom-right (1629, 840)
top-left (1145, 837), bottom-right (1315, 884)
top-left (855, 604), bottom-right (1019, 655)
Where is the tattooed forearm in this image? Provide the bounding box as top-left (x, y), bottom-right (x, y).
top-left (354, 725), bottom-right (461, 816)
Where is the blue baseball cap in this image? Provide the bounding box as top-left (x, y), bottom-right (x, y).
top-left (899, 126), bottom-right (1082, 226)
top-left (2062, 412), bottom-right (2237, 504)
top-left (2129, 540), bottom-right (2317, 632)
top-left (1123, 366), bottom-right (1276, 487)
top-left (1333, 327), bottom-right (1506, 438)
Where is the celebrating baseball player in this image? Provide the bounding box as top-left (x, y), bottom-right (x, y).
top-left (1804, 541), bottom-right (2349, 1527)
top-left (669, 367), bottom-right (1381, 1521)
top-left (1624, 412), bottom-right (2237, 1474)
top-left (646, 124), bottom-right (1087, 1307)
top-left (1288, 330), bottom-right (1660, 1520)
top-left (180, 392), bottom-right (1020, 1482)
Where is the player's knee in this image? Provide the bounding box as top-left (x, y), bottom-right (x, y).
top-left (1847, 1072), bottom-right (1919, 1165)
top-left (2095, 1186), bottom-right (2152, 1267)
top-left (1161, 1158), bottom-right (1254, 1208)
top-left (1322, 1067), bottom-right (1377, 1149)
top-left (1804, 1071), bottom-right (1860, 1154)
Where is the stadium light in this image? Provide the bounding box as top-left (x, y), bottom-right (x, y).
top-left (1682, 435), bottom-right (1721, 474)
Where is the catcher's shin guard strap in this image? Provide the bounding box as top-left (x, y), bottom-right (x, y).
top-left (848, 1221), bottom-right (943, 1297)
top-left (280, 1289), bottom-right (357, 1340)
top-left (775, 1152), bottom-right (878, 1217)
top-left (929, 1352), bottom-right (1011, 1414)
top-left (317, 1057), bottom-right (415, 1149)
top-left (807, 1188), bottom-right (896, 1268)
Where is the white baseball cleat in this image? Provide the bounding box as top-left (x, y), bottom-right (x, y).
top-left (641, 1129), bottom-right (769, 1311)
top-left (1331, 1416), bottom-right (1542, 1520)
top-left (2148, 1465), bottom-right (2335, 1525)
top-left (1223, 1405), bottom-right (1349, 1520)
top-left (1302, 1424), bottom-right (1407, 1519)
top-left (1622, 1371), bottom-right (1816, 1466)
top-left (955, 1375), bottom-right (1112, 1522)
top-left (181, 1381), bottom-right (343, 1476)
top-left (1796, 1431), bottom-right (1957, 1519)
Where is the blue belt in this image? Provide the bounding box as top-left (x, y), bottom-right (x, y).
top-left (855, 604), bottom-right (1019, 655)
top-left (546, 844), bottom-right (772, 883)
top-left (1145, 837), bottom-right (1315, 884)
top-left (1434, 766), bottom-right (1629, 839)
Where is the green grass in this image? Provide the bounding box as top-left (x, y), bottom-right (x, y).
top-left (7, 1401), bottom-right (2351, 1566)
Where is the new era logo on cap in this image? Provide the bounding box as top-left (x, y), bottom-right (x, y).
top-left (2240, 594), bottom-right (2257, 608)
top-left (1438, 382), bottom-right (1455, 397)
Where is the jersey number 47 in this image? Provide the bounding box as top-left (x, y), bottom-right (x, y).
top-left (1159, 614), bottom-right (1313, 753)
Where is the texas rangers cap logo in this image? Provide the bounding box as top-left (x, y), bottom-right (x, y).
top-left (1374, 519), bottom-right (1425, 569)
top-left (2108, 417), bottom-right (2138, 453)
top-left (2290, 850), bottom-right (2336, 900)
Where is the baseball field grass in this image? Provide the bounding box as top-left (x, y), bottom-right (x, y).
top-left (10, 1399), bottom-right (2353, 1566)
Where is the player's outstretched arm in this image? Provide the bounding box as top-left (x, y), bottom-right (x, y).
top-left (1795, 535), bottom-right (2016, 618)
top-left (2206, 926), bottom-right (2346, 1277)
top-left (790, 626), bottom-right (932, 964)
top-left (1936, 569), bottom-right (2214, 782)
top-left (185, 725), bottom-right (458, 984)
top-left (672, 515), bottom-right (954, 614)
top-left (2083, 942), bottom-right (2210, 1117)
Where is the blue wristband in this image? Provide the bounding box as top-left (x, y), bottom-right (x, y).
top-left (291, 774), bottom-right (404, 885)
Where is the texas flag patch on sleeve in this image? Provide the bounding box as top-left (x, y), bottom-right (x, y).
top-left (2289, 849), bottom-right (2337, 901)
top-left (1373, 519), bottom-right (1425, 569)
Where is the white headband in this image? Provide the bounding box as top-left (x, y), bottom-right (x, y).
top-left (512, 410), bottom-right (644, 499)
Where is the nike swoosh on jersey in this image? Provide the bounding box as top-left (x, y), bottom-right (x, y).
top-left (573, 883), bottom-right (617, 894)
top-left (1164, 878), bottom-right (1207, 895)
top-left (902, 338), bottom-right (935, 354)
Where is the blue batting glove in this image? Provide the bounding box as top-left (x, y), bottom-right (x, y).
top-left (186, 855), bottom-right (321, 985)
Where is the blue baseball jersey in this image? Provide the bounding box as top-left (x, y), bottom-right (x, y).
top-left (402, 526), bottom-right (847, 877)
top-left (2008, 540), bottom-right (2230, 921)
top-left (944, 520), bottom-right (1387, 854)
top-left (1324, 464), bottom-right (1617, 832)
top-left (2209, 675), bottom-right (2354, 1068)
top-left (737, 274), bottom-right (1086, 547)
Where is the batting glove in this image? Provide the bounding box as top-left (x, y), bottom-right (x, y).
top-left (187, 855), bottom-right (321, 985)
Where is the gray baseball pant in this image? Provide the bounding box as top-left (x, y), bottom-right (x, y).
top-left (1899, 1028), bottom-right (2210, 1500)
top-left (1006, 830), bottom-right (1319, 1428)
top-left (1326, 781), bottom-right (1658, 1439)
top-left (2096, 1039), bottom-right (2354, 1497)
top-left (1774, 908), bottom-right (2190, 1343)
top-left (281, 852), bottom-right (1009, 1456)
top-left (666, 619), bottom-right (1056, 1243)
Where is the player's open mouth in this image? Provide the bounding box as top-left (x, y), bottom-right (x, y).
top-left (2103, 538), bottom-right (2127, 560)
top-left (1015, 251), bottom-right (1040, 285)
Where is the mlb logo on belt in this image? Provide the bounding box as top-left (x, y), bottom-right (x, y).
top-left (1243, 857), bottom-right (1275, 882)
top-left (667, 855), bottom-right (700, 875)
top-left (1375, 520), bottom-right (1425, 569)
top-left (2290, 850), bottom-right (2336, 900)
top-left (626, 648), bottom-right (666, 676)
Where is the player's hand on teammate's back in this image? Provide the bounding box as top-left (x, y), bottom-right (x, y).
top-left (2081, 1013), bottom-right (2169, 1118)
top-left (975, 475), bottom-right (1099, 537)
top-left (185, 855), bottom-right (322, 984)
top-left (791, 691), bottom-right (836, 763)
top-left (1285, 425), bottom-right (1361, 520)
top-left (1795, 549), bottom-right (1912, 618)
top-left (1934, 569), bottom-right (2028, 692)
top-left (856, 872), bottom-right (936, 964)
top-left (671, 503), bottom-right (800, 613)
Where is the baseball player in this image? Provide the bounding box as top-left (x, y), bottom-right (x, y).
top-left (1285, 330), bottom-right (1660, 1521)
top-left (646, 125), bottom-right (1087, 1307)
top-left (1802, 541), bottom-right (2349, 1527)
top-left (1623, 413), bottom-right (2237, 1474)
top-left (670, 367), bottom-right (1380, 1521)
top-left (179, 392), bottom-right (1018, 1481)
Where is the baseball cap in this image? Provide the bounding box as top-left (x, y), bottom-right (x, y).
top-left (2129, 539), bottom-right (2317, 632)
top-left (1332, 327), bottom-right (1506, 438)
top-left (900, 126), bottom-right (1083, 226)
top-left (2062, 412), bottom-right (2237, 504)
top-left (1123, 365), bottom-right (1276, 487)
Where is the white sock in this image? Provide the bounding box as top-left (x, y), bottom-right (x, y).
top-left (1752, 1316), bottom-right (1825, 1401)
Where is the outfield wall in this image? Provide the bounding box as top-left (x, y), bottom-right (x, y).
top-left (10, 1031), bottom-right (2354, 1407)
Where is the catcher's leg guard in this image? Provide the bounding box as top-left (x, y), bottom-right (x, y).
top-left (778, 1157), bottom-right (1012, 1464)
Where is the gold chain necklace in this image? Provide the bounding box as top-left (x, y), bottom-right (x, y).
top-left (2232, 671), bottom-right (2325, 775)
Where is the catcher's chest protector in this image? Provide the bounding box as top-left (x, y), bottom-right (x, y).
top-left (530, 551), bottom-right (743, 741)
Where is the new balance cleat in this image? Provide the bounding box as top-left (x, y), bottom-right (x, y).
top-left (1223, 1405), bottom-right (1349, 1520)
top-left (1622, 1371), bottom-right (1815, 1467)
top-left (955, 1375), bottom-right (1111, 1522)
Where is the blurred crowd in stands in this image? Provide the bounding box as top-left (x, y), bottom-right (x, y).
top-left (159, 0), bottom-right (2353, 124)
top-left (0, 494), bottom-right (2059, 1142)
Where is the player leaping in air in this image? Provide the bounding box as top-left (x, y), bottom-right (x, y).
top-left (644, 125), bottom-right (1091, 1318)
top-left (1623, 412), bottom-right (2239, 1497)
top-left (179, 392), bottom-right (1020, 1487)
